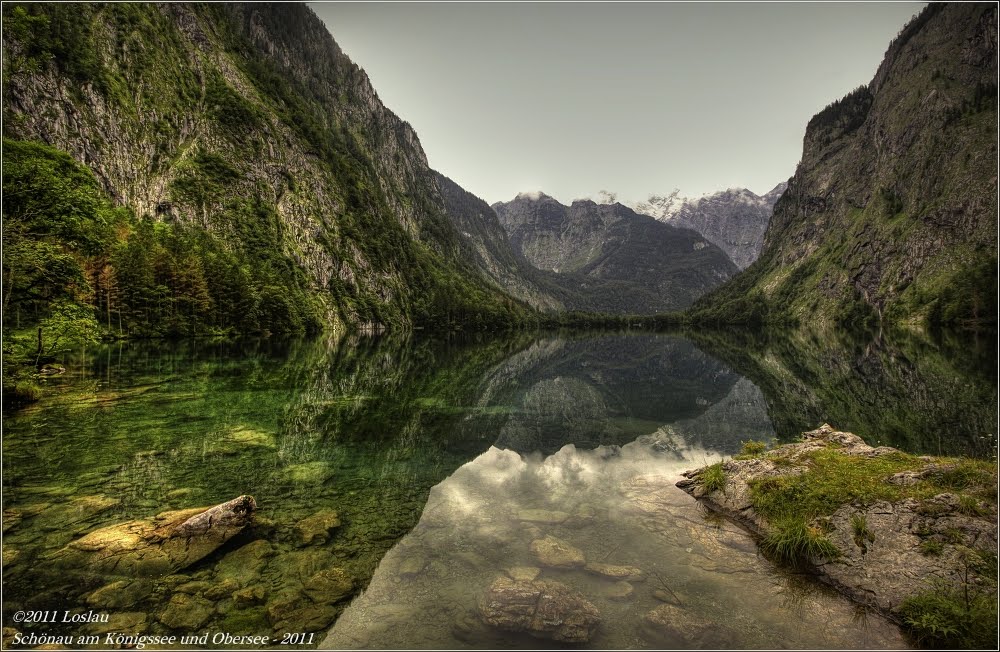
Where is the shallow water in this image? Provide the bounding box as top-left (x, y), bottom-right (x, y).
top-left (1, 329), bottom-right (994, 648)
top-left (323, 442), bottom-right (907, 649)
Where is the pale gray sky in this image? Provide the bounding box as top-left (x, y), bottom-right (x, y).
top-left (310, 1), bottom-right (925, 204)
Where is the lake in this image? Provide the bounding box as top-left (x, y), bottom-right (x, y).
top-left (2, 328), bottom-right (995, 648)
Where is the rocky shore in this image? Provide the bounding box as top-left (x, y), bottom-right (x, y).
top-left (677, 424), bottom-right (998, 647)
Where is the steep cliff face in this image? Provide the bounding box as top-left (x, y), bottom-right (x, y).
top-left (2, 2), bottom-right (530, 332)
top-left (493, 194), bottom-right (737, 313)
top-left (692, 3), bottom-right (998, 328)
top-left (434, 173), bottom-right (562, 312)
top-left (633, 183), bottom-right (787, 269)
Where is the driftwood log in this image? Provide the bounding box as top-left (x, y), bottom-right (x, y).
top-left (49, 495), bottom-right (256, 576)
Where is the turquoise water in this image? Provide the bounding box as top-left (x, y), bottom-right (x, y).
top-left (1, 329), bottom-right (994, 648)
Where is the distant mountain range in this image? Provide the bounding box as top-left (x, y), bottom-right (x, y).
top-left (631, 183), bottom-right (787, 269)
top-left (491, 193), bottom-right (737, 314)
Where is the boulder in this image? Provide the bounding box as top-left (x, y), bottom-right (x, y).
top-left (49, 496), bottom-right (256, 576)
top-left (479, 576), bottom-right (600, 643)
top-left (529, 535), bottom-right (585, 568)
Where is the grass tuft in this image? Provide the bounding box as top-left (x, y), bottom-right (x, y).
top-left (701, 462), bottom-right (726, 493)
top-left (850, 512), bottom-right (875, 549)
top-left (759, 517), bottom-right (840, 565)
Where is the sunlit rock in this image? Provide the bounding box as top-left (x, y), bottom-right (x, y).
top-left (49, 496), bottom-right (256, 576)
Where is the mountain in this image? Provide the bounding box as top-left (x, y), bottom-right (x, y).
top-left (633, 183), bottom-right (787, 269)
top-left (492, 193), bottom-right (737, 314)
top-left (434, 173), bottom-right (563, 312)
top-left (691, 3), bottom-right (998, 329)
top-left (2, 2), bottom-right (533, 337)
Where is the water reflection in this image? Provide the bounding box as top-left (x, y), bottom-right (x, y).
top-left (322, 440), bottom-right (906, 649)
top-left (691, 327), bottom-right (998, 456)
top-left (472, 334), bottom-right (774, 454)
top-left (2, 326), bottom-right (992, 647)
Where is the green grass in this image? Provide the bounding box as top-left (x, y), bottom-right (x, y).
top-left (701, 463), bottom-right (726, 493)
top-left (748, 449), bottom-right (997, 526)
top-left (759, 517), bottom-right (841, 565)
top-left (738, 439), bottom-right (768, 457)
top-left (850, 513), bottom-right (875, 549)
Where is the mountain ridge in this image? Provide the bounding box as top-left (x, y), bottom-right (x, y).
top-left (690, 3), bottom-right (997, 329)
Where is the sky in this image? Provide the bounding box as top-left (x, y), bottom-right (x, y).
top-left (309, 1), bottom-right (925, 205)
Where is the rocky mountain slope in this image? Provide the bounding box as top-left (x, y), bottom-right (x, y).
top-left (493, 194), bottom-right (737, 313)
top-left (434, 173), bottom-right (563, 312)
top-left (634, 184), bottom-right (787, 269)
top-left (2, 2), bottom-right (532, 335)
top-left (690, 3), bottom-right (998, 328)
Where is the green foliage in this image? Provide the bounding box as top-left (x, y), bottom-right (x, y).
top-left (205, 72), bottom-right (263, 141)
top-left (759, 517), bottom-right (840, 565)
top-left (806, 85), bottom-right (873, 138)
top-left (900, 582), bottom-right (997, 649)
top-left (927, 255), bottom-right (998, 329)
top-left (2, 3), bottom-right (106, 93)
top-left (919, 539), bottom-right (944, 556)
top-left (38, 300), bottom-right (101, 357)
top-left (739, 440), bottom-right (768, 457)
top-left (957, 495), bottom-right (989, 517)
top-left (701, 463), bottom-right (726, 493)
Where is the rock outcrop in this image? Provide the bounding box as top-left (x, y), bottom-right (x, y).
top-left (49, 495), bottom-right (256, 576)
top-left (677, 425), bottom-right (998, 620)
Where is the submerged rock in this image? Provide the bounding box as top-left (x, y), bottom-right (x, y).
top-left (159, 593), bottom-right (214, 630)
top-left (584, 562), bottom-right (645, 581)
top-left (529, 535), bottom-right (585, 568)
top-left (479, 576), bottom-right (600, 643)
top-left (295, 509), bottom-right (341, 546)
top-left (301, 568), bottom-right (354, 604)
top-left (50, 496), bottom-right (256, 576)
top-left (86, 579), bottom-right (153, 609)
top-left (215, 539), bottom-right (274, 586)
top-left (643, 603), bottom-right (723, 645)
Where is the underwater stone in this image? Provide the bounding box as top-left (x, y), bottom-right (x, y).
top-left (516, 509), bottom-right (569, 524)
top-left (479, 576), bottom-right (600, 643)
top-left (530, 535), bottom-right (585, 568)
top-left (295, 509), bottom-right (341, 546)
top-left (86, 579), bottom-right (154, 609)
top-left (506, 566), bottom-right (541, 582)
top-left (584, 562), bottom-right (645, 581)
top-left (233, 585), bottom-right (267, 608)
top-left (301, 568), bottom-right (354, 604)
top-left (159, 593), bottom-right (214, 631)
